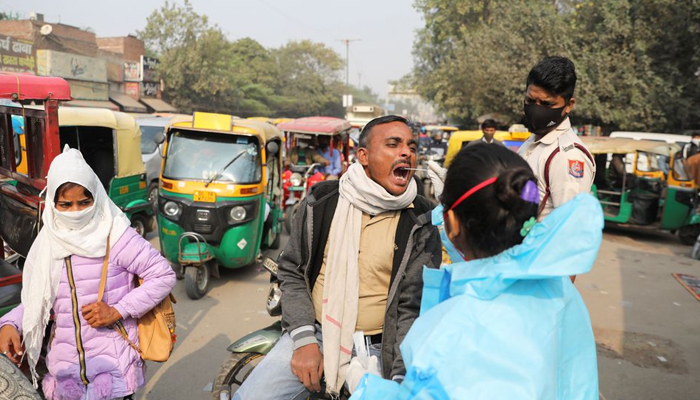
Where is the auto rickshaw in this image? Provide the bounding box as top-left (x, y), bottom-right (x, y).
top-left (157, 112), bottom-right (284, 299)
top-left (277, 117), bottom-right (351, 233)
top-left (56, 107), bottom-right (155, 236)
top-left (0, 74), bottom-right (72, 315)
top-left (444, 130), bottom-right (532, 167)
top-left (583, 136), bottom-right (700, 244)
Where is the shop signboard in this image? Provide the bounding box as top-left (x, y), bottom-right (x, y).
top-left (124, 61), bottom-right (140, 81)
top-left (141, 81), bottom-right (159, 97)
top-left (67, 79), bottom-right (109, 101)
top-left (125, 82), bottom-right (140, 99)
top-left (36, 50), bottom-right (107, 83)
top-left (140, 56), bottom-right (159, 82)
top-left (0, 36), bottom-right (36, 73)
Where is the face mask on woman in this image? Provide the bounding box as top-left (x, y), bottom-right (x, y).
top-left (692, 138), bottom-right (700, 146)
top-left (54, 205), bottom-right (97, 230)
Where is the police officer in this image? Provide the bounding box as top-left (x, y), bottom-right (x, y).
top-left (517, 56), bottom-right (595, 221)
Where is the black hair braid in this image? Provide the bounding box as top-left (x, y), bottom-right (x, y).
top-left (442, 143), bottom-right (538, 258)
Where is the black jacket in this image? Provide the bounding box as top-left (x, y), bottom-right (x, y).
top-left (278, 180), bottom-right (441, 380)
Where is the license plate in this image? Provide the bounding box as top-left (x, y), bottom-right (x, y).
top-left (262, 257), bottom-right (279, 275)
top-left (194, 190), bottom-right (216, 203)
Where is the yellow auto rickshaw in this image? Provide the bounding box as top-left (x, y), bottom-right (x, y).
top-left (157, 112), bottom-right (284, 299)
top-left (444, 130), bottom-right (531, 167)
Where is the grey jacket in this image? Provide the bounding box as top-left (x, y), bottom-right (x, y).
top-left (278, 180), bottom-right (441, 380)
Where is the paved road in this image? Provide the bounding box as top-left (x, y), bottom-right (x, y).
top-left (137, 228), bottom-right (700, 400)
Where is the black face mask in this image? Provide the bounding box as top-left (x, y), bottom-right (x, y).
top-left (524, 103), bottom-right (567, 136)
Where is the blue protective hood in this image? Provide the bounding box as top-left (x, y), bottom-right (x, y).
top-left (422, 194), bottom-right (603, 310)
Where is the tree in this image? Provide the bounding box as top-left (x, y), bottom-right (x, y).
top-left (412, 0), bottom-right (573, 126)
top-left (272, 40), bottom-right (345, 117)
top-left (138, 1), bottom-right (237, 113)
top-left (138, 2), bottom-right (347, 117)
top-left (410, 0), bottom-right (700, 132)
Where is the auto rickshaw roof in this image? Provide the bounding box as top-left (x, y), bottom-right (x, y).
top-left (0, 73), bottom-right (71, 101)
top-left (169, 112), bottom-right (283, 145)
top-left (136, 114), bottom-right (191, 128)
top-left (277, 116), bottom-right (351, 136)
top-left (445, 130), bottom-right (512, 167)
top-left (57, 107), bottom-right (145, 177)
top-left (581, 136), bottom-right (681, 156)
top-left (423, 125), bottom-right (459, 132)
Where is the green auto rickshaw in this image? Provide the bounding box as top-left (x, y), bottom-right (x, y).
top-left (157, 112), bottom-right (284, 299)
top-left (584, 136), bottom-right (700, 244)
top-left (57, 107), bottom-right (155, 236)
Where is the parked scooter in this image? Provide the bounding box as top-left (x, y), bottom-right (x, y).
top-left (212, 257), bottom-right (349, 400)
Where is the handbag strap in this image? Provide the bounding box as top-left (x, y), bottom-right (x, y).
top-left (113, 321), bottom-right (143, 355)
top-left (97, 235), bottom-right (111, 303)
top-left (95, 235), bottom-right (145, 356)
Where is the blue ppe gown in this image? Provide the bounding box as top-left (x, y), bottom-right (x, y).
top-left (351, 194), bottom-right (603, 400)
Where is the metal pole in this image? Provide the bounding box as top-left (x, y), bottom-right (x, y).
top-left (338, 39), bottom-right (360, 105)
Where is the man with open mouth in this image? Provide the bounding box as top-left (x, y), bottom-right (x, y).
top-left (234, 115), bottom-right (441, 399)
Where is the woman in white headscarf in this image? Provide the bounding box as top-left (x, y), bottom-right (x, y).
top-left (0, 148), bottom-right (176, 400)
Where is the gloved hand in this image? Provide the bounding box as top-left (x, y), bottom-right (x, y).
top-left (346, 355), bottom-right (381, 394)
top-left (427, 160), bottom-right (447, 200)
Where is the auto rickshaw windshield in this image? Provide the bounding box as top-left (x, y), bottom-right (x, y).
top-left (163, 130), bottom-right (262, 183)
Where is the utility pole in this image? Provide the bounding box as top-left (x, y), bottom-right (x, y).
top-left (338, 39), bottom-right (360, 107)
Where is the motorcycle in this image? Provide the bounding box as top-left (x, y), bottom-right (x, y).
top-left (211, 256), bottom-right (349, 400)
top-left (283, 163), bottom-right (324, 234)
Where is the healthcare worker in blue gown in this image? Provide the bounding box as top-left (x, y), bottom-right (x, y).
top-left (351, 143), bottom-right (602, 400)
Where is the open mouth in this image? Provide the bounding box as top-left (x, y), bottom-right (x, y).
top-left (392, 164), bottom-right (411, 185)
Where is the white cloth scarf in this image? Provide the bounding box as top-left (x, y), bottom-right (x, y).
top-left (21, 147), bottom-right (130, 387)
top-left (322, 162), bottom-right (416, 395)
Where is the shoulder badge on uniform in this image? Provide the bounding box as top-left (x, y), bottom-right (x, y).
top-left (568, 160), bottom-right (584, 178)
top-left (558, 131), bottom-right (576, 152)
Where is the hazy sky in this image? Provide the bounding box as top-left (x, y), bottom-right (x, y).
top-left (6, 0), bottom-right (424, 97)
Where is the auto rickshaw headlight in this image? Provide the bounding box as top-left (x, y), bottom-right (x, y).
top-left (290, 173), bottom-right (303, 187)
top-left (163, 201), bottom-right (181, 218)
top-left (229, 206), bottom-right (247, 221)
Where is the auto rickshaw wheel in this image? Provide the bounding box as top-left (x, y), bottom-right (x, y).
top-left (185, 263), bottom-right (210, 299)
top-left (148, 182), bottom-right (159, 212)
top-left (678, 224), bottom-right (700, 246)
top-left (131, 214), bottom-right (147, 237)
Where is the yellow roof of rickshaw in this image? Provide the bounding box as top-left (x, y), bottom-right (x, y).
top-left (57, 107), bottom-right (145, 178)
top-left (168, 112), bottom-right (283, 145)
top-left (424, 125), bottom-right (459, 132)
top-left (247, 116), bottom-right (272, 123)
top-left (444, 130), bottom-right (511, 167)
top-left (271, 118), bottom-right (293, 126)
top-left (580, 136), bottom-right (681, 156)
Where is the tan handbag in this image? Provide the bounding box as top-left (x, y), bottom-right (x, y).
top-left (97, 238), bottom-right (177, 362)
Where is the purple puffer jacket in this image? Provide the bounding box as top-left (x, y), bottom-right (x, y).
top-left (0, 228), bottom-right (176, 400)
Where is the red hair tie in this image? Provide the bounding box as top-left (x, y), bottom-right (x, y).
top-left (445, 176), bottom-right (498, 213)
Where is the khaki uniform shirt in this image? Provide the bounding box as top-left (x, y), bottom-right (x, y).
top-left (517, 118), bottom-right (595, 219)
top-left (312, 210), bottom-right (402, 335)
